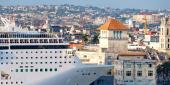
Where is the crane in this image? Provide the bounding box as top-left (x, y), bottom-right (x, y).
top-left (143, 16), bottom-right (148, 34)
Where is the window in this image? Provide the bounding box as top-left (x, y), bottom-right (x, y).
top-left (50, 68), bottom-right (53, 72)
top-left (40, 68), bottom-right (43, 72)
top-left (148, 71), bottom-right (153, 76)
top-left (25, 69), bottom-right (28, 72)
top-left (126, 64), bottom-right (131, 68)
top-left (45, 68), bottom-right (48, 72)
top-left (30, 69), bottom-right (33, 72)
top-left (54, 68), bottom-right (57, 71)
top-left (137, 64), bottom-right (142, 68)
top-left (35, 69), bottom-right (38, 72)
top-left (16, 69), bottom-right (18, 72)
top-left (137, 71), bottom-right (142, 77)
top-left (126, 71), bottom-right (131, 76)
top-left (20, 69), bottom-right (23, 72)
top-left (148, 64), bottom-right (152, 68)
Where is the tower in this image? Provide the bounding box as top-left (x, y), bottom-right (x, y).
top-left (99, 18), bottom-right (128, 53)
top-left (159, 16), bottom-right (170, 56)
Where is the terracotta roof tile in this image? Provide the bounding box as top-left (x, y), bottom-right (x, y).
top-left (99, 18), bottom-right (128, 30)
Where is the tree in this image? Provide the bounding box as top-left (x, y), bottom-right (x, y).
top-left (82, 34), bottom-right (88, 45)
top-left (92, 32), bottom-right (99, 44)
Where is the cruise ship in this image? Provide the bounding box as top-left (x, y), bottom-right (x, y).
top-left (0, 17), bottom-right (112, 85)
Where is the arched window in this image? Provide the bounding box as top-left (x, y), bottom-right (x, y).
top-left (167, 28), bottom-right (169, 35)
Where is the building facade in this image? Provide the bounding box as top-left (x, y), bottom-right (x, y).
top-left (159, 16), bottom-right (170, 57)
top-left (99, 18), bottom-right (129, 53)
top-left (114, 60), bottom-right (156, 85)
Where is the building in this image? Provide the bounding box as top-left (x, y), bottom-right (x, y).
top-left (132, 13), bottom-right (161, 24)
top-left (76, 18), bottom-right (129, 64)
top-left (99, 18), bottom-right (129, 53)
top-left (114, 59), bottom-right (157, 85)
top-left (159, 16), bottom-right (170, 57)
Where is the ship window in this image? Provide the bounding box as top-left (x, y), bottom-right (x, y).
top-left (50, 51), bottom-right (52, 53)
top-left (54, 68), bottom-right (57, 71)
top-left (55, 62), bottom-right (57, 64)
top-left (50, 62), bottom-right (52, 64)
top-left (50, 68), bottom-right (53, 72)
top-left (25, 69), bottom-right (28, 72)
top-left (16, 69), bottom-right (18, 72)
top-left (35, 69), bottom-right (38, 72)
top-left (6, 82), bottom-right (8, 84)
top-left (20, 69), bottom-right (23, 72)
top-left (45, 62), bottom-right (47, 64)
top-left (50, 56), bottom-right (52, 59)
top-left (11, 57), bottom-right (13, 59)
top-left (16, 82), bottom-right (18, 84)
top-left (45, 68), bottom-right (48, 72)
top-left (6, 57), bottom-right (8, 59)
top-left (30, 69), bottom-right (33, 72)
top-left (60, 51), bottom-right (62, 53)
top-left (1, 57), bottom-right (3, 59)
top-left (55, 56), bottom-right (57, 58)
top-left (40, 68), bottom-right (43, 72)
top-left (55, 51), bottom-right (57, 53)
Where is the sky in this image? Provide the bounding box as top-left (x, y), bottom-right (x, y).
top-left (0, 0), bottom-right (169, 10)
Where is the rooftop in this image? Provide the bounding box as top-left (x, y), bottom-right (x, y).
top-left (98, 18), bottom-right (128, 30)
top-left (118, 51), bottom-right (146, 56)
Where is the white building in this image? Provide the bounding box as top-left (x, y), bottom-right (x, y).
top-left (159, 16), bottom-right (170, 57)
top-left (114, 59), bottom-right (156, 85)
top-left (76, 18), bottom-right (129, 64)
top-left (99, 18), bottom-right (129, 53)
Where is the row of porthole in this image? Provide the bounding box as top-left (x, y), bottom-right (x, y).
top-left (1, 81), bottom-right (23, 85)
top-left (0, 50), bottom-right (64, 54)
top-left (0, 56), bottom-right (72, 60)
top-left (14, 68), bottom-right (58, 72)
top-left (0, 61), bottom-right (76, 65)
top-left (82, 72), bottom-right (97, 76)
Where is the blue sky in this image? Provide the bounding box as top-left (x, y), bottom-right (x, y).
top-left (0, 0), bottom-right (169, 10)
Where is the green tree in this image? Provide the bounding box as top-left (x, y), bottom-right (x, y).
top-left (92, 32), bottom-right (99, 44)
top-left (82, 34), bottom-right (88, 45)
